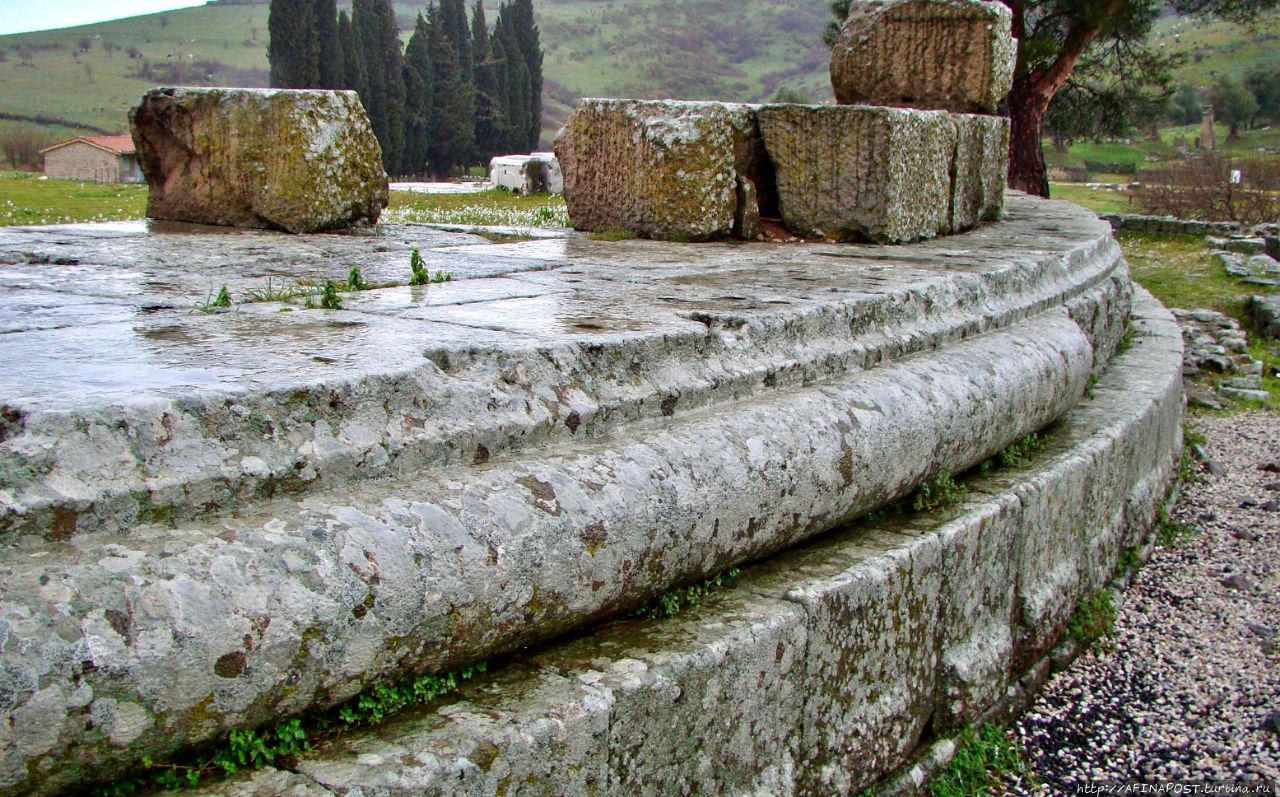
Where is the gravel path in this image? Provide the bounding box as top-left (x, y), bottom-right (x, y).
top-left (1010, 410), bottom-right (1280, 790)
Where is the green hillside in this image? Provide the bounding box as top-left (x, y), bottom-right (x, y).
top-left (0, 0), bottom-right (831, 147)
top-left (1152, 10), bottom-right (1280, 88)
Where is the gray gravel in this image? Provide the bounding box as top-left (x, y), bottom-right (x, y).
top-left (1010, 410), bottom-right (1280, 790)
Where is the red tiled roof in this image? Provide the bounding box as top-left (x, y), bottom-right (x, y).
top-left (40, 135), bottom-right (136, 156)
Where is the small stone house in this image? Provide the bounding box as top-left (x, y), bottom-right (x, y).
top-left (40, 135), bottom-right (142, 183)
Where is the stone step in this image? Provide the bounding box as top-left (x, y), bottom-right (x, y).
top-left (185, 286), bottom-right (1183, 797)
top-left (0, 195), bottom-right (1123, 541)
top-left (0, 197), bottom-right (1154, 795)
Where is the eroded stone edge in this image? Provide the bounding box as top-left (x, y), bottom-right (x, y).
top-left (184, 289), bottom-right (1182, 797)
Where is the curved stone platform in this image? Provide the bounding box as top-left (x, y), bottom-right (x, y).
top-left (0, 195), bottom-right (1177, 794)
top-left (188, 288), bottom-right (1184, 797)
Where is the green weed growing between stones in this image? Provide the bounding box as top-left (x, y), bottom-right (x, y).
top-left (319, 280), bottom-right (342, 310)
top-left (632, 567), bottom-right (742, 620)
top-left (92, 661), bottom-right (488, 794)
top-left (409, 247), bottom-right (429, 286)
top-left (346, 265), bottom-right (369, 291)
top-left (1066, 589), bottom-right (1117, 648)
top-left (912, 472), bottom-right (966, 513)
top-left (1153, 501), bottom-right (1199, 546)
top-left (193, 284), bottom-right (233, 313)
top-left (927, 724), bottom-right (1034, 797)
top-left (431, 269), bottom-right (453, 283)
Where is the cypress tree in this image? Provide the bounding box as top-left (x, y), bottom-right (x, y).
top-left (268, 0), bottom-right (318, 88)
top-left (426, 1), bottom-right (475, 176)
top-left (471, 0), bottom-right (503, 162)
top-left (351, 0), bottom-right (405, 173)
top-left (313, 0), bottom-right (341, 88)
top-left (493, 6), bottom-right (527, 154)
top-left (511, 0), bottom-right (542, 149)
top-left (337, 10), bottom-right (365, 92)
top-left (403, 13), bottom-right (435, 177)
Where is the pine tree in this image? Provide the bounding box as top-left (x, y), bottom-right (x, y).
top-left (313, 0), bottom-right (341, 88)
top-left (268, 0), bottom-right (319, 88)
top-left (493, 5), bottom-right (528, 154)
top-left (403, 13), bottom-right (435, 177)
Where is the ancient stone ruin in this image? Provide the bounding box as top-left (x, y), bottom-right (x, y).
top-left (130, 87), bottom-right (388, 233)
top-left (555, 0), bottom-right (1013, 243)
top-left (0, 2), bottom-right (1187, 795)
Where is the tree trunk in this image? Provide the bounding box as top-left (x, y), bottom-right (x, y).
top-left (1007, 79), bottom-right (1052, 198)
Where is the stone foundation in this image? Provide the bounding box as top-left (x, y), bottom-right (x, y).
top-left (0, 195), bottom-right (1180, 794)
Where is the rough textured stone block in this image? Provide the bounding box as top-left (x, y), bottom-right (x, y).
top-left (489, 153), bottom-right (562, 195)
top-left (950, 113), bottom-right (1009, 230)
top-left (130, 87), bottom-right (388, 233)
top-left (554, 99), bottom-right (765, 241)
top-left (758, 105), bottom-right (955, 243)
top-left (1250, 294), bottom-right (1280, 338)
top-left (830, 0), bottom-right (1015, 113)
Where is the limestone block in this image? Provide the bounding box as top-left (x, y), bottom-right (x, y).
top-left (830, 0), bottom-right (1015, 113)
top-left (758, 105), bottom-right (956, 243)
top-left (129, 87), bottom-right (388, 233)
top-left (554, 99), bottom-right (764, 241)
top-left (489, 153), bottom-right (562, 195)
top-left (1249, 294), bottom-right (1280, 338)
top-left (950, 113), bottom-right (1009, 230)
top-left (778, 529), bottom-right (943, 795)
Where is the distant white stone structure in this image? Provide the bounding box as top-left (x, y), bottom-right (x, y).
top-left (489, 152), bottom-right (562, 194)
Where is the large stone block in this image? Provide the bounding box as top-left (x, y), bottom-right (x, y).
top-left (130, 87), bottom-right (388, 233)
top-left (758, 105), bottom-right (947, 243)
top-left (830, 0), bottom-right (1015, 114)
top-left (554, 99), bottom-right (765, 241)
top-left (951, 112), bottom-right (1009, 230)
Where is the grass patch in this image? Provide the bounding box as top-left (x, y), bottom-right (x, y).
top-left (1154, 501), bottom-right (1200, 547)
top-left (1048, 182), bottom-right (1137, 215)
top-left (1117, 231), bottom-right (1253, 318)
top-left (0, 170), bottom-right (146, 226)
top-left (1066, 589), bottom-right (1117, 648)
top-left (93, 660), bottom-right (488, 795)
top-left (632, 567), bottom-right (742, 620)
top-left (385, 188), bottom-right (569, 228)
top-left (927, 724), bottom-right (1034, 797)
top-left (912, 471), bottom-right (967, 513)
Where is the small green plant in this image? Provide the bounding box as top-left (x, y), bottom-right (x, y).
top-left (1084, 373), bottom-right (1100, 400)
top-left (346, 265), bottom-right (369, 291)
top-left (242, 278), bottom-right (310, 303)
top-left (409, 247), bottom-right (429, 285)
top-left (1066, 588), bottom-right (1116, 648)
top-left (927, 724), bottom-right (1033, 797)
top-left (913, 472), bottom-right (966, 513)
top-left (996, 432), bottom-right (1044, 469)
top-left (1117, 545), bottom-right (1141, 574)
top-left (1117, 326), bottom-right (1135, 354)
top-left (1153, 501), bottom-right (1198, 546)
top-left (194, 284), bottom-right (233, 313)
top-left (633, 567), bottom-right (742, 620)
top-left (319, 279), bottom-right (343, 310)
top-left (91, 661), bottom-right (488, 795)
top-left (589, 225), bottom-right (638, 241)
top-left (431, 269), bottom-right (453, 283)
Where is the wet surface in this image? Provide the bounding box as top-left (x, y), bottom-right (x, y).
top-left (0, 196), bottom-right (1107, 413)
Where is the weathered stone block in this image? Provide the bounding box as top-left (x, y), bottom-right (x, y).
top-left (830, 0), bottom-right (1015, 114)
top-left (554, 99), bottom-right (765, 241)
top-left (1249, 293), bottom-right (1280, 338)
top-left (950, 112), bottom-right (1009, 230)
top-left (758, 105), bottom-right (956, 243)
top-left (130, 87), bottom-right (388, 233)
top-left (489, 152), bottom-right (562, 195)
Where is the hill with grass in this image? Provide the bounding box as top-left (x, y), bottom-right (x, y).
top-left (0, 0), bottom-right (831, 149)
